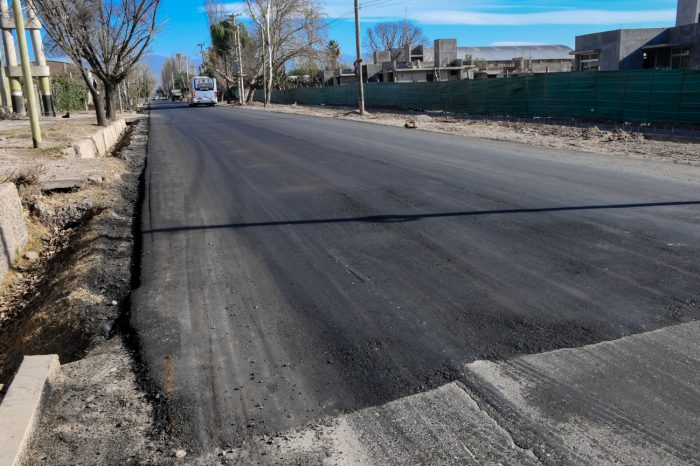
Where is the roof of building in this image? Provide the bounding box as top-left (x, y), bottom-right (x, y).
top-left (455, 45), bottom-right (573, 61)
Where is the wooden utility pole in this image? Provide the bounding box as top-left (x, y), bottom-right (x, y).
top-left (11, 0), bottom-right (41, 147)
top-left (354, 0), bottom-right (365, 115)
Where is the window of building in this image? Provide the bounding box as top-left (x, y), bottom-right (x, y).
top-left (578, 53), bottom-right (600, 71)
top-left (670, 47), bottom-right (691, 69)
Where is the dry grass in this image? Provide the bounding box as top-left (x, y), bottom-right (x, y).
top-left (5, 165), bottom-right (46, 189)
top-left (0, 213), bottom-right (48, 302)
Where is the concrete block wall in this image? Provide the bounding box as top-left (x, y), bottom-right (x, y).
top-left (435, 39), bottom-right (458, 68)
top-left (0, 182), bottom-right (29, 279)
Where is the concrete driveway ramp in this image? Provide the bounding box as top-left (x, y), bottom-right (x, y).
top-left (0, 182), bottom-right (28, 279)
top-left (248, 382), bottom-right (540, 465)
top-left (465, 321), bottom-right (700, 465)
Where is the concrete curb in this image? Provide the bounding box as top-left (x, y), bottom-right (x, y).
top-left (0, 355), bottom-right (60, 466)
top-left (0, 182), bottom-right (29, 280)
top-left (71, 119), bottom-right (128, 158)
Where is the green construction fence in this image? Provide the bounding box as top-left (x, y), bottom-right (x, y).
top-left (259, 69), bottom-right (700, 125)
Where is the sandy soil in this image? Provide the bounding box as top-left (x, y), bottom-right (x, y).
top-left (0, 112), bottom-right (137, 186)
top-left (243, 103), bottom-right (700, 165)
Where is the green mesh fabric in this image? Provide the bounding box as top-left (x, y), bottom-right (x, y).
top-left (256, 70), bottom-right (700, 125)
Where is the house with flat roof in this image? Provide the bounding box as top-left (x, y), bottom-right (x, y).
top-left (572, 0), bottom-right (700, 71)
top-left (323, 39), bottom-right (573, 86)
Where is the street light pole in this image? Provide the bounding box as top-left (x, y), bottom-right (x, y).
top-left (11, 0), bottom-right (41, 147)
top-left (354, 0), bottom-right (365, 115)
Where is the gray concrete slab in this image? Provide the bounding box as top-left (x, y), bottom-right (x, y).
top-left (0, 182), bottom-right (28, 279)
top-left (0, 355), bottom-right (60, 466)
top-left (465, 321), bottom-right (700, 465)
top-left (203, 382), bottom-right (540, 465)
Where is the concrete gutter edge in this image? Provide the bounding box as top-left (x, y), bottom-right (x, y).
top-left (71, 119), bottom-right (128, 158)
top-left (0, 355), bottom-right (60, 466)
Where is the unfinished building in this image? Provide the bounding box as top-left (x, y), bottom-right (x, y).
top-left (322, 39), bottom-right (573, 86)
top-left (384, 41), bottom-right (573, 82)
top-left (572, 0), bottom-right (700, 71)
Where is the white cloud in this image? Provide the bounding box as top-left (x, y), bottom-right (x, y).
top-left (491, 41), bottom-right (546, 46)
top-left (196, 2), bottom-right (676, 27)
top-left (407, 9), bottom-right (676, 25)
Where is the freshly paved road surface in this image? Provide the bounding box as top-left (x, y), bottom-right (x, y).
top-left (133, 102), bottom-right (700, 463)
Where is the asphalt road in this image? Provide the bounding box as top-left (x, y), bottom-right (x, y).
top-left (133, 102), bottom-right (700, 461)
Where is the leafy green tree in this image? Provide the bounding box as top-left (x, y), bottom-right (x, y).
top-left (51, 75), bottom-right (88, 112)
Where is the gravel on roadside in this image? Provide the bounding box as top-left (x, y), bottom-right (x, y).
top-left (243, 103), bottom-right (700, 165)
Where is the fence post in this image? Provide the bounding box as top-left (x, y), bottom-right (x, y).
top-left (645, 70), bottom-right (657, 124)
top-left (544, 73), bottom-right (548, 115)
top-left (524, 76), bottom-right (529, 117)
top-left (593, 72), bottom-right (599, 119)
top-left (621, 71), bottom-right (630, 122)
top-left (675, 70), bottom-right (686, 125)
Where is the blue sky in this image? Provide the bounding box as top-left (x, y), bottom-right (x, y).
top-left (149, 0), bottom-right (678, 70)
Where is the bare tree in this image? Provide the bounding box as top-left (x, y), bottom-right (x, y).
top-left (123, 62), bottom-right (155, 107)
top-left (245, 0), bottom-right (326, 105)
top-left (32, 0), bottom-right (161, 125)
top-left (366, 20), bottom-right (427, 62)
top-left (203, 0), bottom-right (326, 104)
top-left (160, 54), bottom-right (193, 95)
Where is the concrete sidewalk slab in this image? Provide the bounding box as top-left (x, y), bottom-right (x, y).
top-left (465, 321), bottom-right (700, 465)
top-left (0, 355), bottom-right (60, 466)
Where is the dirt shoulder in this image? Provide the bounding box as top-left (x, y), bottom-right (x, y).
top-left (1, 117), bottom-right (169, 464)
top-left (240, 103), bottom-right (700, 165)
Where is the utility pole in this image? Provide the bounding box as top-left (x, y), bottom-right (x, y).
top-left (262, 29), bottom-right (267, 107)
top-left (0, 46), bottom-right (10, 115)
top-left (197, 43), bottom-right (206, 74)
top-left (227, 13), bottom-right (245, 105)
top-left (11, 0), bottom-right (41, 146)
top-left (26, 0), bottom-right (54, 116)
top-left (235, 24), bottom-right (244, 104)
top-left (228, 13), bottom-right (244, 105)
top-left (184, 55), bottom-right (190, 91)
top-left (354, 0), bottom-right (365, 115)
top-left (265, 1), bottom-right (272, 106)
top-left (0, 0), bottom-right (25, 115)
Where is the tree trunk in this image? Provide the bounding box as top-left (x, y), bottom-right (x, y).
top-left (92, 89), bottom-right (107, 127)
top-left (80, 71), bottom-right (107, 126)
top-left (104, 83), bottom-right (115, 120)
top-left (245, 86), bottom-right (255, 103)
top-left (264, 0), bottom-right (272, 106)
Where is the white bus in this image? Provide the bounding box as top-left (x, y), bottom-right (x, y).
top-left (188, 76), bottom-right (217, 107)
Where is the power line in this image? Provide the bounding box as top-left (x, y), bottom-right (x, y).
top-left (327, 0), bottom-right (419, 30)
